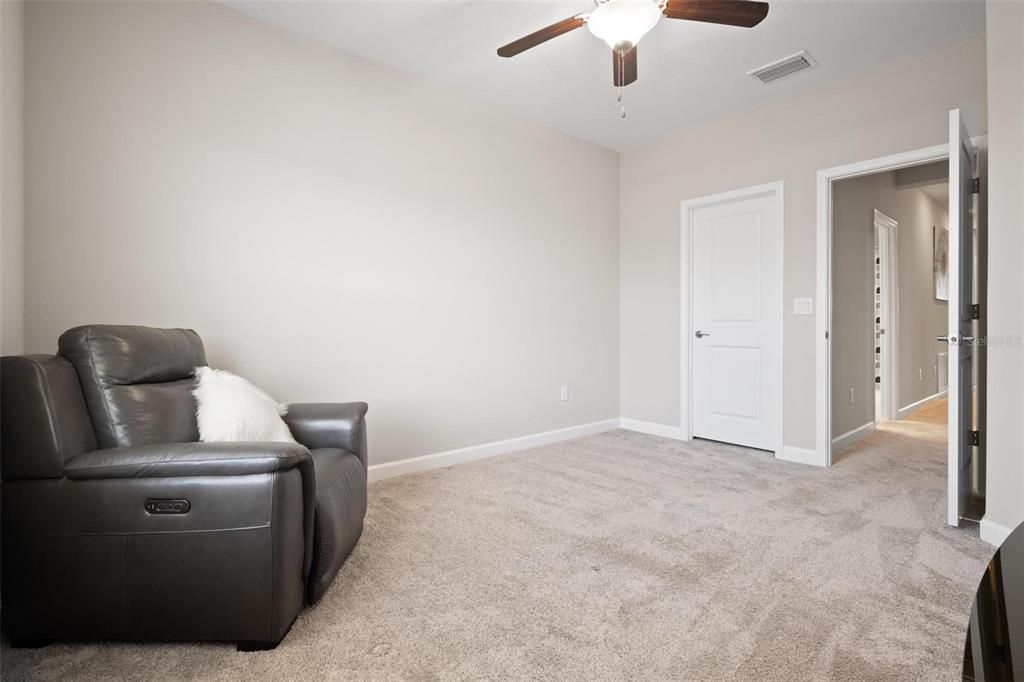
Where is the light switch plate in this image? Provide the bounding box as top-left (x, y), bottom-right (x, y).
top-left (793, 298), bottom-right (814, 315)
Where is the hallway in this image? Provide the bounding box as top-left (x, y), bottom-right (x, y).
top-left (903, 397), bottom-right (949, 426)
top-left (836, 397), bottom-right (949, 463)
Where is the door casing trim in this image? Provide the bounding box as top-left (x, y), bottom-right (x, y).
top-left (815, 136), bottom-right (987, 467)
top-left (680, 181), bottom-right (785, 457)
top-left (874, 208), bottom-right (900, 423)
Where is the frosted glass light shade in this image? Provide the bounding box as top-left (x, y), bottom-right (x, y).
top-left (587, 0), bottom-right (662, 53)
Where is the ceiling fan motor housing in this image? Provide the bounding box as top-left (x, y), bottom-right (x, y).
top-left (613, 40), bottom-right (635, 55)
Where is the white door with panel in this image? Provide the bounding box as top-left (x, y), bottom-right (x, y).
top-left (946, 108), bottom-right (984, 527)
top-left (690, 192), bottom-right (780, 451)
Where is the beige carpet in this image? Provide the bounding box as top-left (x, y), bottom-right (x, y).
top-left (3, 427), bottom-right (993, 680)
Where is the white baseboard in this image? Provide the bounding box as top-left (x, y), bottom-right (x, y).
top-left (370, 416), bottom-right (836, 482)
top-left (777, 446), bottom-right (825, 467)
top-left (621, 419), bottom-right (824, 468)
top-left (898, 390), bottom-right (948, 419)
top-left (980, 517), bottom-right (1014, 547)
top-left (618, 418), bottom-right (686, 440)
top-left (831, 422), bottom-right (875, 452)
top-left (367, 419), bottom-right (620, 483)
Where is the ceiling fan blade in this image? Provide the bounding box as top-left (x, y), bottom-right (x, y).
top-left (613, 46), bottom-right (638, 87)
top-left (497, 15), bottom-right (587, 58)
top-left (663, 0), bottom-right (769, 28)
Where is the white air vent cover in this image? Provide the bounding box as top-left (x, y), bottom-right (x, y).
top-left (748, 51), bottom-right (816, 84)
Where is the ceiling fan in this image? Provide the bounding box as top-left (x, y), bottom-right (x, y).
top-left (497, 0), bottom-right (769, 90)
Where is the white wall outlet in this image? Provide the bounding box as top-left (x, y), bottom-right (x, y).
top-left (793, 298), bottom-right (814, 315)
top-left (918, 368), bottom-right (923, 381)
top-left (560, 386), bottom-right (569, 402)
top-left (849, 387), bottom-right (855, 404)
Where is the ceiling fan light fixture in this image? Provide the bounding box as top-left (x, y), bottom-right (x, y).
top-left (587, 0), bottom-right (662, 54)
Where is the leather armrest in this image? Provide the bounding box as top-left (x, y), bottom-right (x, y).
top-left (64, 442), bottom-right (312, 480)
top-left (283, 402), bottom-right (368, 469)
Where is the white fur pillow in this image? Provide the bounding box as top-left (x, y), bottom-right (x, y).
top-left (193, 367), bottom-right (297, 444)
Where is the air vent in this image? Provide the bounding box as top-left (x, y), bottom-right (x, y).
top-left (747, 51), bottom-right (816, 84)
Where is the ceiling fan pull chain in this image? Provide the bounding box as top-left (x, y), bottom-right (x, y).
top-left (617, 52), bottom-right (626, 119)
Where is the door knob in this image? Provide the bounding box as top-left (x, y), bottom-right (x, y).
top-left (695, 330), bottom-right (711, 339)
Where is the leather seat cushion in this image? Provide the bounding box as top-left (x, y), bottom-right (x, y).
top-left (307, 448), bottom-right (366, 604)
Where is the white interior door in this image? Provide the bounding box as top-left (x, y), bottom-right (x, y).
top-left (946, 108), bottom-right (978, 527)
top-left (691, 192), bottom-right (780, 451)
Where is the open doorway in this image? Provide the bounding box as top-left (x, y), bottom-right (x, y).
top-left (830, 163), bottom-right (950, 453)
top-left (816, 112), bottom-right (987, 530)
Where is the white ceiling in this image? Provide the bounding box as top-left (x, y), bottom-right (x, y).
top-left (223, 0), bottom-right (986, 151)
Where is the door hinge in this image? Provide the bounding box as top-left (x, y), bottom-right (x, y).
top-left (971, 177), bottom-right (980, 193)
top-left (971, 303), bottom-right (981, 320)
top-left (970, 430), bottom-right (980, 447)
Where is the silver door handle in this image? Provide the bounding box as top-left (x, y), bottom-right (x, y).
top-left (936, 335), bottom-right (948, 343)
top-left (695, 330), bottom-right (711, 339)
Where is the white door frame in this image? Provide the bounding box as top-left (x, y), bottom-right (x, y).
top-left (815, 138), bottom-right (987, 466)
top-left (680, 181), bottom-right (785, 456)
top-left (874, 209), bottom-right (900, 422)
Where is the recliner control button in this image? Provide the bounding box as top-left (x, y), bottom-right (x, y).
top-left (144, 498), bottom-right (191, 514)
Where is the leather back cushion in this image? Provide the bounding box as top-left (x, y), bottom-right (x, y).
top-left (1, 355), bottom-right (99, 479)
top-left (58, 325), bottom-right (207, 449)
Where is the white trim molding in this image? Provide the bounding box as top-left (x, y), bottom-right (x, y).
top-left (680, 181), bottom-right (785, 458)
top-left (367, 419), bottom-right (619, 483)
top-left (898, 390), bottom-right (948, 419)
top-left (817, 142), bottom-right (962, 468)
top-left (619, 418), bottom-right (686, 440)
top-left (980, 517), bottom-right (1013, 547)
top-left (816, 137), bottom-right (988, 468)
top-left (622, 420), bottom-right (827, 469)
top-left (370, 416), bottom-right (829, 483)
top-left (831, 422), bottom-right (876, 452)
top-left (778, 446), bottom-right (824, 467)
top-left (874, 209), bottom-right (901, 422)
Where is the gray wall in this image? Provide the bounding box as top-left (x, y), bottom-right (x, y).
top-left (1, 0), bottom-right (24, 355)
top-left (830, 174), bottom-right (881, 437)
top-left (15, 0), bottom-right (1020, 530)
top-left (831, 172), bottom-right (948, 438)
top-left (619, 32), bottom-right (987, 451)
top-left (895, 187), bottom-right (949, 410)
top-left (983, 0), bottom-right (1024, 542)
top-left (23, 1), bottom-right (621, 466)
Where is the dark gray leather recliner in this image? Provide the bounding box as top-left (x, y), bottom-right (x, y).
top-left (1, 325), bottom-right (367, 649)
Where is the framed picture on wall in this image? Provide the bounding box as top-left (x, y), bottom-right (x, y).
top-left (933, 225), bottom-right (949, 301)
